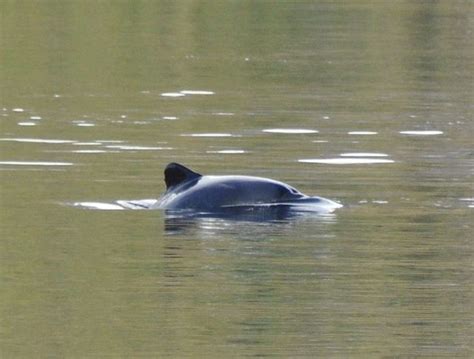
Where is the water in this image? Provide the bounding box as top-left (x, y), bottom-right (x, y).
top-left (1, 1), bottom-right (473, 357)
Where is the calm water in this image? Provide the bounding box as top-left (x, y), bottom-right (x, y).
top-left (1, 1), bottom-right (473, 358)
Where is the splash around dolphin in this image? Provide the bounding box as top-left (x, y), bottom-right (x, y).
top-left (151, 163), bottom-right (342, 216)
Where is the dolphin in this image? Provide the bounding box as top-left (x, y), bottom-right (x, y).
top-left (152, 163), bottom-right (342, 214)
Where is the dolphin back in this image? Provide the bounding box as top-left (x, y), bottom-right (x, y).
top-left (156, 163), bottom-right (342, 215)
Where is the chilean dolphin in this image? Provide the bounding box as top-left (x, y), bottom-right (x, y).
top-left (152, 163), bottom-right (342, 214)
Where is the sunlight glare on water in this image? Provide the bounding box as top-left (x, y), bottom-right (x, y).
top-left (348, 131), bottom-right (378, 135)
top-left (0, 161), bottom-right (74, 166)
top-left (183, 133), bottom-right (235, 137)
top-left (298, 158), bottom-right (396, 165)
top-left (262, 128), bottom-right (319, 134)
top-left (340, 152), bottom-right (389, 157)
top-left (399, 130), bottom-right (444, 136)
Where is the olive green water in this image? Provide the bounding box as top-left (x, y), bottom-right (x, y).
top-left (1, 1), bottom-right (473, 358)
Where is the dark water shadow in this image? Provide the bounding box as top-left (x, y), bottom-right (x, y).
top-left (163, 205), bottom-right (338, 235)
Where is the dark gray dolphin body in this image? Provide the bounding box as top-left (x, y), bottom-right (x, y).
top-left (153, 163), bottom-right (342, 214)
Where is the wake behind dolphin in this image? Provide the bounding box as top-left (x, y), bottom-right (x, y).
top-left (152, 163), bottom-right (342, 216)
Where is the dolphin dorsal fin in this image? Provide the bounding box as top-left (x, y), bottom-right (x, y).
top-left (164, 162), bottom-right (201, 190)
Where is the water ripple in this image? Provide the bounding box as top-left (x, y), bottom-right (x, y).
top-left (72, 150), bottom-right (109, 154)
top-left (0, 138), bottom-right (75, 144)
top-left (263, 128), bottom-right (318, 134)
top-left (0, 161), bottom-right (73, 166)
top-left (105, 145), bottom-right (173, 151)
top-left (75, 123), bottom-right (95, 127)
top-left (340, 153), bottom-right (389, 157)
top-left (400, 130), bottom-right (443, 136)
top-left (299, 158), bottom-right (395, 164)
top-left (348, 131), bottom-right (378, 135)
top-left (161, 92), bottom-right (185, 97)
top-left (182, 133), bottom-right (235, 137)
top-left (180, 90), bottom-right (214, 95)
top-left (161, 90), bottom-right (214, 97)
top-left (206, 150), bottom-right (247, 154)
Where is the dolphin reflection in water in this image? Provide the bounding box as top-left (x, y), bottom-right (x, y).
top-left (148, 162), bottom-right (342, 221)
